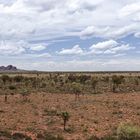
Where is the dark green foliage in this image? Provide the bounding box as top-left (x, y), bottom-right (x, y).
top-left (117, 123), bottom-right (140, 140)
top-left (44, 133), bottom-right (64, 140)
top-left (91, 78), bottom-right (98, 93)
top-left (12, 132), bottom-right (32, 140)
top-left (0, 130), bottom-right (11, 138)
top-left (87, 135), bottom-right (117, 140)
top-left (20, 89), bottom-right (30, 101)
top-left (9, 85), bottom-right (16, 90)
top-left (21, 89), bottom-right (30, 96)
top-left (13, 75), bottom-right (24, 83)
top-left (87, 135), bottom-right (100, 140)
top-left (87, 123), bottom-right (140, 140)
top-left (68, 74), bottom-right (77, 83)
top-left (78, 75), bottom-right (91, 84)
top-left (102, 76), bottom-right (110, 83)
top-left (71, 82), bottom-right (81, 94)
top-left (1, 75), bottom-right (11, 85)
top-left (44, 108), bottom-right (58, 116)
top-left (37, 132), bottom-right (64, 140)
top-left (71, 82), bottom-right (82, 100)
top-left (61, 112), bottom-right (70, 131)
top-left (112, 75), bottom-right (125, 92)
top-left (0, 72), bottom-right (140, 95)
top-left (4, 94), bottom-right (8, 102)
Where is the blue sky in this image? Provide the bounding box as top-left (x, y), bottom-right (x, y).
top-left (0, 0), bottom-right (140, 71)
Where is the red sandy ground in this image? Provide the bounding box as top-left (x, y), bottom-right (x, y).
top-left (0, 92), bottom-right (139, 140)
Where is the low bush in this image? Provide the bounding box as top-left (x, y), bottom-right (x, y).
top-left (12, 132), bottom-right (32, 140)
top-left (44, 132), bottom-right (64, 140)
top-left (117, 123), bottom-right (140, 140)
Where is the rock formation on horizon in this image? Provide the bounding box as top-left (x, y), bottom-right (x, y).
top-left (0, 65), bottom-right (18, 71)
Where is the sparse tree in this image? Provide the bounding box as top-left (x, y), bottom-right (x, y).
top-left (20, 89), bottom-right (30, 102)
top-left (4, 93), bottom-right (8, 102)
top-left (1, 75), bottom-right (10, 102)
top-left (1, 75), bottom-right (11, 85)
top-left (112, 75), bottom-right (124, 92)
top-left (61, 112), bottom-right (70, 131)
top-left (13, 75), bottom-right (24, 83)
top-left (91, 78), bottom-right (98, 93)
top-left (71, 82), bottom-right (81, 101)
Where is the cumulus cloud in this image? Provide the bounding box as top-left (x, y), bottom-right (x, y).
top-left (80, 24), bottom-right (140, 39)
top-left (0, 40), bottom-right (48, 57)
top-left (135, 32), bottom-right (140, 38)
top-left (30, 45), bottom-right (46, 51)
top-left (0, 41), bottom-right (25, 55)
top-left (104, 44), bottom-right (134, 54)
top-left (119, 1), bottom-right (140, 17)
top-left (0, 0), bottom-right (139, 71)
top-left (58, 45), bottom-right (83, 55)
top-left (80, 26), bottom-right (109, 39)
top-left (0, 0), bottom-right (139, 42)
top-left (90, 40), bottom-right (118, 50)
top-left (89, 40), bottom-right (133, 55)
top-left (57, 40), bottom-right (134, 56)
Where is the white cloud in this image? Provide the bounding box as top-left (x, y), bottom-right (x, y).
top-left (0, 41), bottom-right (25, 55)
top-left (90, 40), bottom-right (118, 50)
top-left (80, 26), bottom-right (109, 39)
top-left (104, 44), bottom-right (134, 54)
top-left (23, 53), bottom-right (51, 58)
top-left (14, 58), bottom-right (140, 71)
top-left (135, 32), bottom-right (140, 38)
top-left (80, 24), bottom-right (140, 39)
top-left (119, 1), bottom-right (140, 17)
top-left (0, 0), bottom-right (139, 42)
top-left (0, 0), bottom-right (139, 71)
top-left (36, 53), bottom-right (51, 58)
top-left (58, 45), bottom-right (83, 55)
top-left (30, 45), bottom-right (46, 51)
top-left (57, 40), bottom-right (134, 56)
top-left (0, 40), bottom-right (50, 58)
top-left (89, 40), bottom-right (134, 55)
top-left (113, 53), bottom-right (126, 57)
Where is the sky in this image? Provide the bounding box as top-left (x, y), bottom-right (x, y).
top-left (0, 0), bottom-right (140, 71)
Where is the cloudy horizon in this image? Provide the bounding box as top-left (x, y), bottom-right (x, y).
top-left (0, 0), bottom-right (140, 71)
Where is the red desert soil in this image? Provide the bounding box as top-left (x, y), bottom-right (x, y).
top-left (0, 92), bottom-right (139, 140)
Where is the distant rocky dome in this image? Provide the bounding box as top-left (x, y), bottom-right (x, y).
top-left (0, 65), bottom-right (18, 71)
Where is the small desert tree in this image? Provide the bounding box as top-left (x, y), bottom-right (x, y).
top-left (91, 77), bottom-right (98, 93)
top-left (1, 75), bottom-right (11, 100)
top-left (112, 75), bottom-right (124, 92)
top-left (13, 75), bottom-right (24, 83)
top-left (1, 75), bottom-right (11, 85)
top-left (9, 85), bottom-right (16, 95)
top-left (117, 123), bottom-right (140, 140)
top-left (20, 89), bottom-right (30, 102)
top-left (61, 112), bottom-right (70, 131)
top-left (71, 82), bottom-right (81, 101)
top-left (4, 93), bottom-right (8, 102)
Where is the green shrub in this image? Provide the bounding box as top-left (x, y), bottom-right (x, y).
top-left (13, 75), bottom-right (24, 83)
top-left (0, 130), bottom-right (11, 138)
top-left (112, 75), bottom-right (124, 92)
top-left (1, 75), bottom-right (11, 84)
top-left (12, 132), bottom-right (32, 140)
top-left (44, 132), bottom-right (64, 140)
top-left (87, 135), bottom-right (100, 140)
top-left (9, 85), bottom-right (16, 90)
top-left (117, 123), bottom-right (140, 140)
top-left (44, 108), bottom-right (58, 116)
top-left (61, 111), bottom-right (70, 131)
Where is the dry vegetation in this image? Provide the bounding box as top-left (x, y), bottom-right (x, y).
top-left (0, 72), bottom-right (140, 140)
